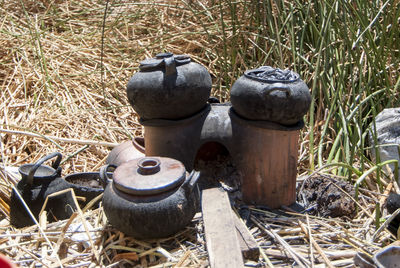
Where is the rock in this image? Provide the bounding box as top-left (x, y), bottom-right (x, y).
top-left (369, 108), bottom-right (400, 178)
top-left (386, 192), bottom-right (400, 236)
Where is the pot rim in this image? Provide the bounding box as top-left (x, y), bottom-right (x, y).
top-left (244, 66), bottom-right (300, 83)
top-left (64, 172), bottom-right (105, 191)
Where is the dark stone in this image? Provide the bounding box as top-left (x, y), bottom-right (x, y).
top-left (386, 192), bottom-right (400, 236)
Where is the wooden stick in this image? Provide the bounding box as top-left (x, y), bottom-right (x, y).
top-left (232, 211), bottom-right (260, 261)
top-left (251, 216), bottom-right (309, 268)
top-left (0, 128), bottom-right (118, 147)
top-left (306, 215), bottom-right (315, 267)
top-left (299, 220), bottom-right (335, 268)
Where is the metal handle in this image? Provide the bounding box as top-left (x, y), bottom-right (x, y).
top-left (164, 56), bottom-right (177, 77)
top-left (99, 164), bottom-right (117, 189)
top-left (184, 170), bottom-right (201, 195)
top-left (27, 152), bottom-right (62, 186)
top-left (354, 252), bottom-right (376, 268)
top-left (264, 83), bottom-right (291, 97)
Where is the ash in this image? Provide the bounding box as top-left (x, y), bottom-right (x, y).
top-left (69, 177), bottom-right (102, 189)
top-left (194, 154), bottom-right (242, 201)
top-left (249, 66), bottom-right (299, 81)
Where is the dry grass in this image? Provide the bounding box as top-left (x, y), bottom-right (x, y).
top-left (0, 0), bottom-right (399, 267)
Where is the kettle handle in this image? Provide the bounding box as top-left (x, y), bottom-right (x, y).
top-left (164, 56), bottom-right (177, 77)
top-left (264, 83), bottom-right (291, 97)
top-left (354, 252), bottom-right (376, 268)
top-left (99, 164), bottom-right (117, 189)
top-left (184, 170), bottom-right (201, 195)
top-left (27, 152), bottom-right (62, 186)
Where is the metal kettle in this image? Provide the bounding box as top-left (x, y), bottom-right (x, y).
top-left (230, 66), bottom-right (311, 125)
top-left (10, 152), bottom-right (76, 227)
top-left (100, 157), bottom-right (200, 239)
top-left (126, 52), bottom-right (212, 120)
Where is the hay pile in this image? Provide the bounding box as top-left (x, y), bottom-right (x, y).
top-left (0, 0), bottom-right (398, 267)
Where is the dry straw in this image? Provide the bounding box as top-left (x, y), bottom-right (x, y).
top-left (0, 0), bottom-right (398, 267)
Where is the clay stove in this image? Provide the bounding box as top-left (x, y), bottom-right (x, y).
top-left (118, 52), bottom-right (311, 209)
top-left (142, 103), bottom-right (302, 208)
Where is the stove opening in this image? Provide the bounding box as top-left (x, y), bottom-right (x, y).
top-left (194, 142), bottom-right (242, 196)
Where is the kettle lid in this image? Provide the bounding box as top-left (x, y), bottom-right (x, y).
top-left (139, 52), bottom-right (191, 72)
top-left (244, 66), bottom-right (299, 83)
top-left (113, 157), bottom-right (186, 195)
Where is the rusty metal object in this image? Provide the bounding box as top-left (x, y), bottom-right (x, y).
top-left (106, 137), bottom-right (145, 166)
top-left (100, 157), bottom-right (200, 239)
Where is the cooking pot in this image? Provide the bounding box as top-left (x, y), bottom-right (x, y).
top-left (64, 172), bottom-right (104, 208)
top-left (10, 152), bottom-right (76, 227)
top-left (126, 52), bottom-right (212, 120)
top-left (230, 66), bottom-right (311, 125)
top-left (100, 157), bottom-right (200, 239)
top-left (106, 137), bottom-right (145, 167)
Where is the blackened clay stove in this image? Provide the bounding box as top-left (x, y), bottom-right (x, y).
top-left (10, 152), bottom-right (76, 228)
top-left (142, 104), bottom-right (303, 208)
top-left (120, 60), bottom-right (311, 208)
top-left (230, 66), bottom-right (311, 125)
top-left (126, 52), bottom-right (212, 120)
top-left (100, 157), bottom-right (200, 239)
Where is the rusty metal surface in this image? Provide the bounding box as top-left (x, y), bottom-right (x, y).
top-left (113, 157), bottom-right (186, 195)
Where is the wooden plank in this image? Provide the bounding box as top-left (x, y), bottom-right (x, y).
top-left (202, 188), bottom-right (244, 268)
top-left (233, 213), bottom-right (260, 261)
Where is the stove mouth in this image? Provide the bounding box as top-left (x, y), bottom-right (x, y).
top-left (195, 141), bottom-right (229, 162)
top-left (194, 142), bottom-right (241, 194)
